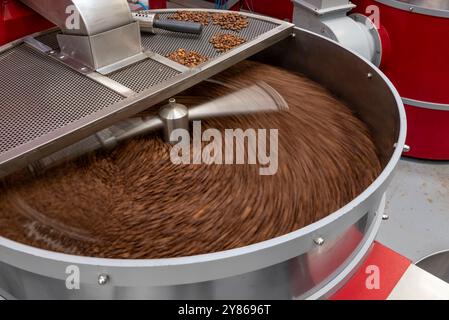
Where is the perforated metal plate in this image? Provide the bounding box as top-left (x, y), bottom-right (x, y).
top-left (0, 9), bottom-right (293, 178)
top-left (141, 12), bottom-right (279, 59)
top-left (108, 58), bottom-right (181, 93)
top-left (0, 45), bottom-right (123, 155)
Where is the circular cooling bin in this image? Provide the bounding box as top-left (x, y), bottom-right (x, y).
top-left (0, 26), bottom-right (406, 300)
top-left (417, 250), bottom-right (449, 284)
top-left (352, 0), bottom-right (449, 159)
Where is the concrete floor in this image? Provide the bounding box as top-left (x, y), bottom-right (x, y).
top-left (378, 158), bottom-right (449, 263)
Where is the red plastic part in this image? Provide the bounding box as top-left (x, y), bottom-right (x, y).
top-left (241, 0), bottom-right (293, 21)
top-left (331, 242), bottom-right (411, 300)
top-left (0, 0), bottom-right (53, 46)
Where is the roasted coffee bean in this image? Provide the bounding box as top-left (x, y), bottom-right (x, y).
top-left (168, 11), bottom-right (211, 26)
top-left (211, 12), bottom-right (249, 31)
top-left (0, 61), bottom-right (382, 259)
top-left (167, 49), bottom-right (209, 68)
top-left (210, 33), bottom-right (247, 52)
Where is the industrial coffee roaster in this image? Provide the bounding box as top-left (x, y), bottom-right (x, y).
top-left (294, 0), bottom-right (449, 160)
top-left (0, 0), bottom-right (405, 299)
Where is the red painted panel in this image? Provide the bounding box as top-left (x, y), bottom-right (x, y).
top-left (149, 0), bottom-right (167, 9)
top-left (0, 0), bottom-right (53, 46)
top-left (242, 0), bottom-right (293, 21)
top-left (404, 104), bottom-right (449, 160)
top-left (352, 0), bottom-right (449, 105)
top-left (331, 242), bottom-right (411, 300)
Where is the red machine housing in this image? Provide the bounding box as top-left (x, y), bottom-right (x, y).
top-left (241, 0), bottom-right (293, 21)
top-left (0, 0), bottom-right (53, 46)
top-left (351, 0), bottom-right (449, 160)
top-left (205, 0), bottom-right (241, 11)
top-left (149, 0), bottom-right (167, 9)
top-left (0, 0), bottom-right (168, 46)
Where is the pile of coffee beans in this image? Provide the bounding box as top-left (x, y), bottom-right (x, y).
top-left (210, 33), bottom-right (247, 52)
top-left (167, 11), bottom-right (250, 32)
top-left (168, 11), bottom-right (211, 26)
top-left (211, 12), bottom-right (249, 31)
top-left (0, 61), bottom-right (382, 259)
top-left (167, 49), bottom-right (209, 68)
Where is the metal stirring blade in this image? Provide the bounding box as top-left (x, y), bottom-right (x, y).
top-left (28, 81), bottom-right (289, 174)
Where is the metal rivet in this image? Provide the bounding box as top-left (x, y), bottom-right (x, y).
top-left (403, 145), bottom-right (411, 153)
top-left (59, 55), bottom-right (65, 59)
top-left (98, 274), bottom-right (109, 285)
top-left (382, 214), bottom-right (389, 221)
top-left (314, 237), bottom-right (325, 246)
top-left (409, 7), bottom-right (414, 11)
top-left (367, 72), bottom-right (373, 79)
top-left (49, 50), bottom-right (55, 54)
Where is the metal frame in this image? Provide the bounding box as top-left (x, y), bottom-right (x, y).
top-left (375, 0), bottom-right (449, 18)
top-left (0, 25), bottom-right (406, 299)
top-left (0, 9), bottom-right (294, 179)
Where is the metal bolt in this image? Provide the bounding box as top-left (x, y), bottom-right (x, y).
top-left (314, 237), bottom-right (325, 246)
top-left (49, 50), bottom-right (55, 54)
top-left (59, 55), bottom-right (65, 59)
top-left (382, 214), bottom-right (389, 221)
top-left (98, 274), bottom-right (109, 285)
top-left (403, 145), bottom-right (411, 153)
top-left (409, 7), bottom-right (414, 11)
top-left (80, 67), bottom-right (87, 72)
top-left (367, 72), bottom-right (373, 79)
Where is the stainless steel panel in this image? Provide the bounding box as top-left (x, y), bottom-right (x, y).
top-left (57, 22), bottom-right (144, 72)
top-left (417, 250), bottom-right (449, 283)
top-left (0, 208), bottom-right (380, 300)
top-left (20, 0), bottom-right (134, 36)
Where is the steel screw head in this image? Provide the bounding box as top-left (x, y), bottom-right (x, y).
top-left (403, 145), bottom-right (411, 153)
top-left (314, 237), bottom-right (325, 246)
top-left (382, 214), bottom-right (389, 221)
top-left (367, 72), bottom-right (373, 79)
top-left (98, 274), bottom-right (109, 285)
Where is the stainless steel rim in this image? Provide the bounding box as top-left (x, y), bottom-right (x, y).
top-left (307, 194), bottom-right (385, 299)
top-left (416, 249), bottom-right (449, 265)
top-left (403, 97), bottom-right (449, 111)
top-left (375, 0), bottom-right (449, 18)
